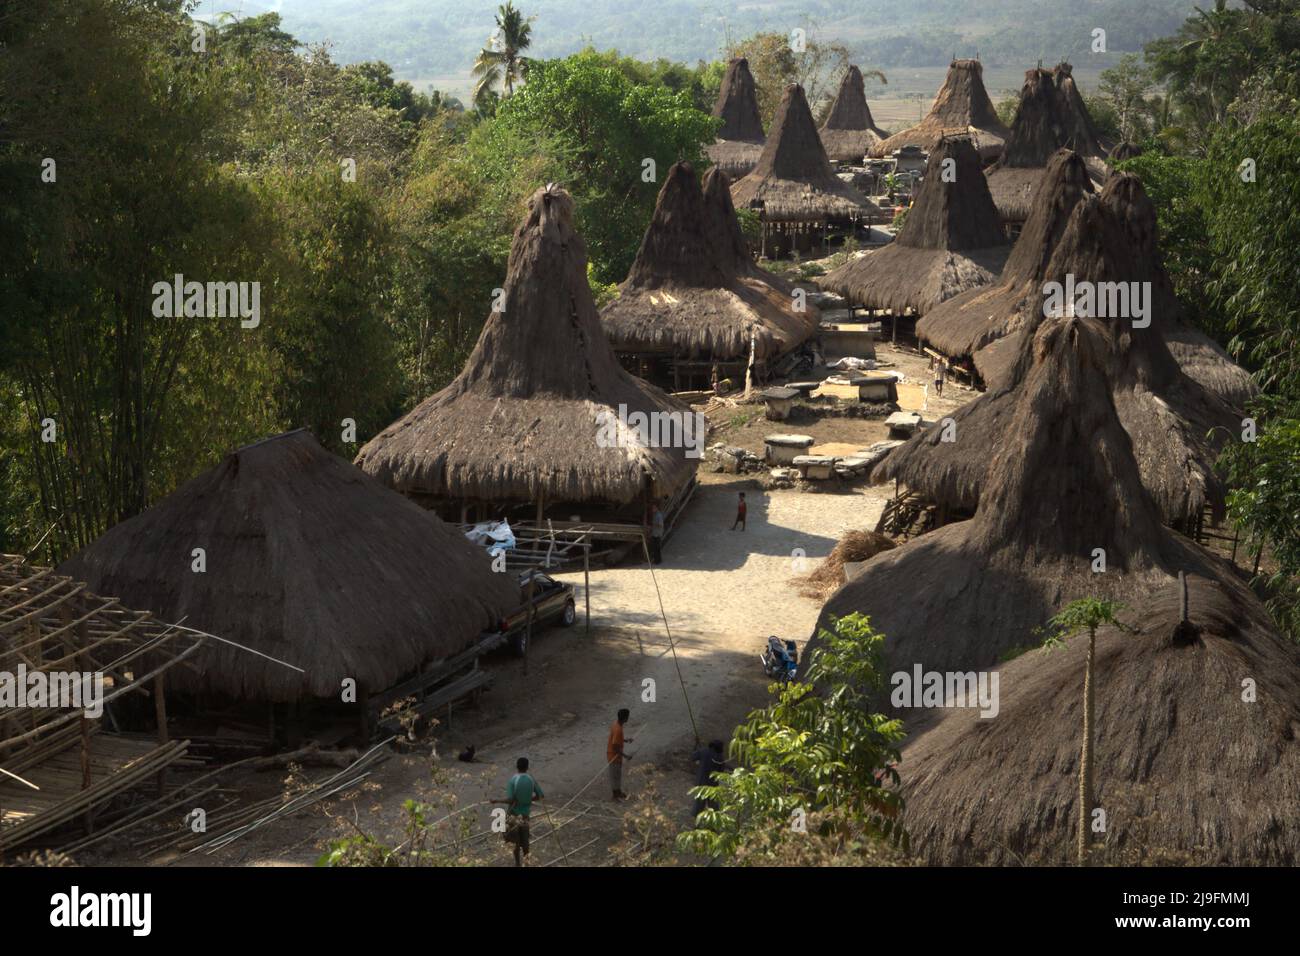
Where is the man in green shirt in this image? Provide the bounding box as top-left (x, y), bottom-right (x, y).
top-left (493, 757), bottom-right (544, 866)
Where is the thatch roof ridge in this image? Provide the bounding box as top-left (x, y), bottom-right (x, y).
top-left (601, 164), bottom-right (818, 360)
top-left (900, 568), bottom-right (1300, 864)
top-left (356, 185), bottom-right (699, 504)
top-left (868, 59), bottom-right (1009, 161)
top-left (60, 430), bottom-right (518, 702)
top-left (895, 136), bottom-right (1006, 251)
top-left (712, 57), bottom-right (764, 143)
top-left (731, 84), bottom-right (882, 222)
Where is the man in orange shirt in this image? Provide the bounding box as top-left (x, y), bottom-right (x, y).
top-left (606, 708), bottom-right (633, 800)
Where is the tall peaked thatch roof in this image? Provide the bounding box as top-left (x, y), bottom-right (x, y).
top-left (818, 135), bottom-right (1010, 314)
top-left (356, 185), bottom-right (698, 505)
top-left (59, 430), bottom-right (518, 703)
top-left (869, 59), bottom-right (1009, 161)
top-left (1053, 61), bottom-right (1112, 159)
top-left (878, 177), bottom-right (1239, 527)
top-left (731, 84), bottom-right (883, 222)
top-left (601, 162), bottom-right (817, 360)
top-left (916, 148), bottom-right (1093, 360)
top-left (901, 566), bottom-right (1300, 865)
top-left (706, 58), bottom-right (766, 179)
top-left (985, 67), bottom-right (1103, 223)
top-left (819, 65), bottom-right (891, 163)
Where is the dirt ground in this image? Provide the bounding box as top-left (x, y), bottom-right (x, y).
top-left (112, 345), bottom-right (974, 869)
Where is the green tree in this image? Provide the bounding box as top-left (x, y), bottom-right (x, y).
top-left (471, 3), bottom-right (535, 108)
top-left (490, 52), bottom-right (716, 283)
top-left (726, 30), bottom-right (853, 125)
top-left (678, 613), bottom-right (906, 863)
top-left (1042, 598), bottom-right (1133, 866)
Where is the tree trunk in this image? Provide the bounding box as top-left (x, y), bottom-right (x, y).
top-left (1078, 627), bottom-right (1096, 865)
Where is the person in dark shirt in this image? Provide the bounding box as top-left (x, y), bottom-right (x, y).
top-left (690, 740), bottom-right (727, 816)
top-left (730, 492), bottom-right (747, 531)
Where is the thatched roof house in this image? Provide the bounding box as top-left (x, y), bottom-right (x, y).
top-left (818, 66), bottom-right (891, 164)
top-left (356, 185), bottom-right (699, 511)
top-left (818, 135), bottom-right (1010, 315)
top-left (706, 58), bottom-right (766, 179)
top-left (984, 68), bottom-right (1104, 224)
top-left (877, 175), bottom-right (1239, 528)
top-left (868, 59), bottom-right (1010, 162)
top-left (900, 565), bottom-right (1300, 865)
top-left (731, 84), bottom-right (884, 226)
top-left (59, 430), bottom-right (518, 703)
top-left (916, 148), bottom-right (1094, 364)
top-left (600, 161), bottom-right (818, 363)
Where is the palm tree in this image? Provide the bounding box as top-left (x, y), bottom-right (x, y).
top-left (471, 3), bottom-right (534, 107)
top-left (1043, 597), bottom-right (1133, 865)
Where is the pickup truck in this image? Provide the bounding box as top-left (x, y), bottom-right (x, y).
top-left (493, 569), bottom-right (577, 657)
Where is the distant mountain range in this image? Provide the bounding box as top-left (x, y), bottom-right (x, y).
top-left (196, 0), bottom-right (1194, 90)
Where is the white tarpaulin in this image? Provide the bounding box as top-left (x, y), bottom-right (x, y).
top-left (465, 519), bottom-right (516, 556)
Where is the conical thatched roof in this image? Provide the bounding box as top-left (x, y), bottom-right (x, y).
top-left (916, 148), bottom-right (1094, 361)
top-left (818, 66), bottom-right (891, 163)
top-left (1053, 61), bottom-right (1112, 160)
top-left (985, 68), bottom-right (1103, 223)
top-left (868, 59), bottom-right (1009, 162)
top-left (600, 162), bottom-right (818, 360)
top-left (731, 84), bottom-right (884, 223)
top-left (877, 176), bottom-right (1240, 527)
top-left (901, 560), bottom-right (1300, 864)
top-left (818, 135), bottom-right (1010, 315)
top-left (356, 185), bottom-right (698, 506)
top-left (58, 430), bottom-right (518, 703)
top-left (706, 58), bottom-right (766, 179)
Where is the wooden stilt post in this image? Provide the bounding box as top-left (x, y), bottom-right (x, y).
top-left (80, 714), bottom-right (94, 833)
top-left (584, 543), bottom-right (591, 640)
top-left (154, 671), bottom-right (169, 796)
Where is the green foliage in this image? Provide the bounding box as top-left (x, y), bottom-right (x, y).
top-left (1221, 405), bottom-right (1300, 641)
top-left (678, 613), bottom-right (906, 862)
top-left (1041, 598), bottom-right (1133, 650)
top-left (493, 51), bottom-right (715, 283)
top-left (725, 29), bottom-right (852, 125)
